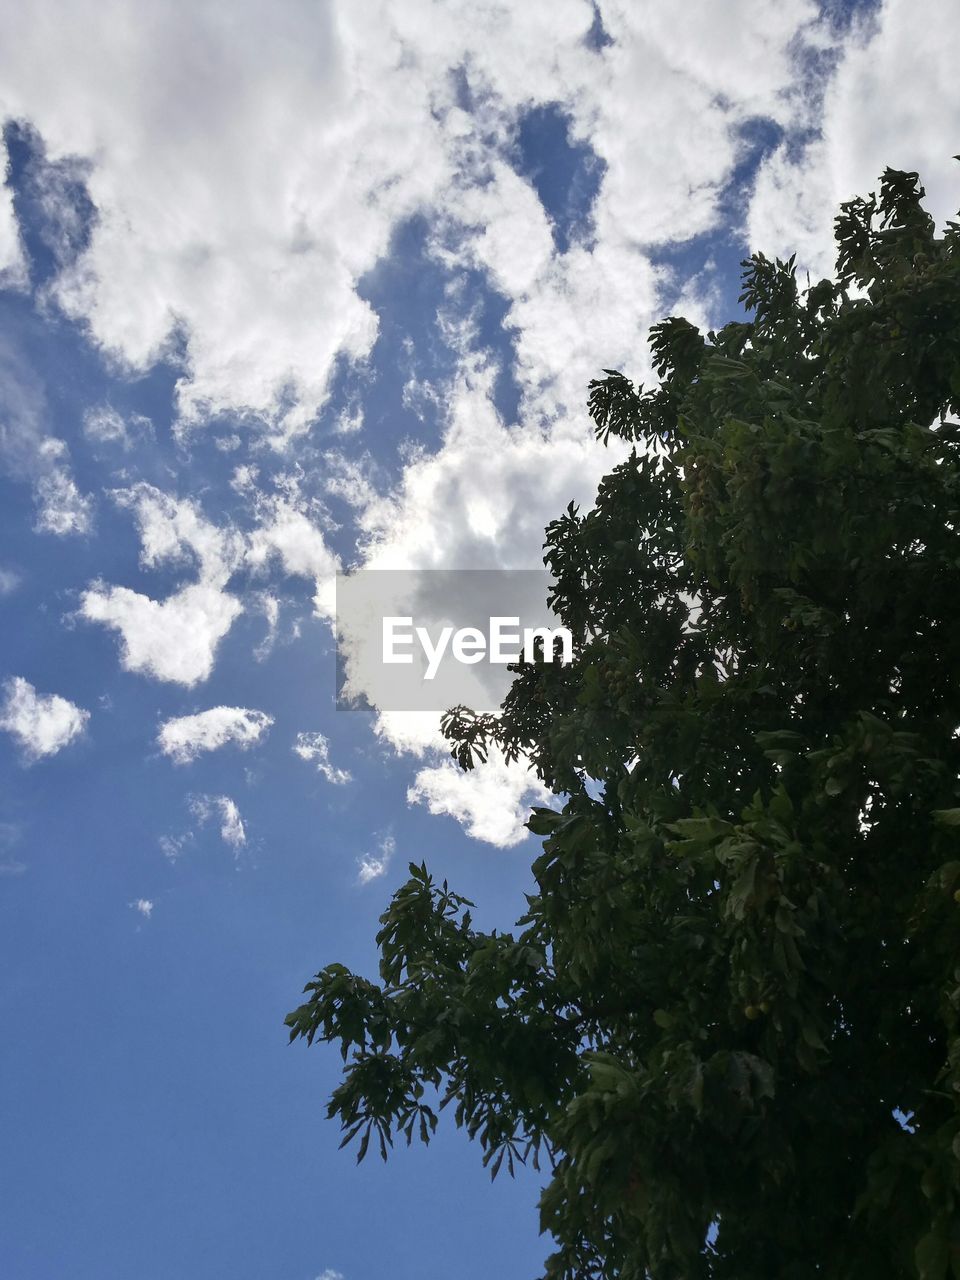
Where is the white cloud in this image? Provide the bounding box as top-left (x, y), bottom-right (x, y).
top-left (33, 453), bottom-right (94, 535)
top-left (159, 831), bottom-right (193, 862)
top-left (83, 404), bottom-right (126, 445)
top-left (157, 706), bottom-right (273, 764)
top-left (252, 591), bottom-right (281, 661)
top-left (333, 407), bottom-right (363, 436)
top-left (0, 131), bottom-right (27, 286)
top-left (0, 0), bottom-right (828, 443)
top-left (246, 497), bottom-right (340, 622)
top-left (357, 361), bottom-right (617, 572)
top-left (161, 794), bottom-right (246, 860)
top-left (230, 463), bottom-right (259, 493)
top-left (0, 676), bottom-right (89, 762)
top-left (322, 454), bottom-right (378, 512)
top-left (0, 566), bottom-right (20, 596)
top-left (80, 485), bottom-right (244, 685)
top-left (408, 750), bottom-right (550, 848)
top-left (0, 338), bottom-right (93, 536)
top-left (83, 404), bottom-right (151, 449)
top-left (80, 483), bottom-right (340, 684)
top-left (190, 793), bottom-right (247, 850)
top-left (3, 0), bottom-right (897, 844)
top-left (338, 361), bottom-right (613, 842)
top-left (129, 898), bottom-right (154, 918)
top-left (114, 483), bottom-right (243, 581)
top-left (748, 0), bottom-right (960, 276)
top-left (315, 1271), bottom-right (345, 1280)
top-left (81, 580), bottom-right (242, 686)
top-left (319, 0), bottom-right (841, 844)
top-left (293, 731), bottom-right (352, 785)
top-left (0, 2), bottom-right (413, 443)
top-left (357, 834), bottom-right (395, 885)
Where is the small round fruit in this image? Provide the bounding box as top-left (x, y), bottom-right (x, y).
top-left (744, 1005), bottom-right (761, 1021)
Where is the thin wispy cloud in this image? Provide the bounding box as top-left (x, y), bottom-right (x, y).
top-left (357, 834), bottom-right (395, 886)
top-left (0, 337), bottom-right (93, 538)
top-left (82, 404), bottom-right (151, 450)
top-left (159, 832), bottom-right (193, 863)
top-left (189, 794), bottom-right (247, 851)
top-left (292, 732), bottom-right (352, 785)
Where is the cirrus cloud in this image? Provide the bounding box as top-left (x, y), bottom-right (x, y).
top-left (292, 732), bottom-right (352, 785)
top-left (189, 793), bottom-right (247, 850)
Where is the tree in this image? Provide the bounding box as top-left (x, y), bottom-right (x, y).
top-left (287, 169), bottom-right (960, 1279)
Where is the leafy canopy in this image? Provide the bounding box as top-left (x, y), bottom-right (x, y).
top-left (288, 169), bottom-right (960, 1279)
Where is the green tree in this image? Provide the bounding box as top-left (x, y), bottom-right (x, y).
top-left (288, 169), bottom-right (960, 1279)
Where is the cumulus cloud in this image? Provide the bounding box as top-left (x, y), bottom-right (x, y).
top-left (748, 0), bottom-right (960, 276)
top-left (81, 580), bottom-right (243, 686)
top-left (357, 362), bottom-right (617, 571)
top-left (293, 731), bottom-right (352, 785)
top-left (338, 360), bottom-right (613, 840)
top-left (80, 485), bottom-right (244, 685)
top-left (0, 676), bottom-right (89, 762)
top-left (114, 483), bottom-right (243, 581)
top-left (0, 566), bottom-right (20, 596)
top-left (157, 706), bottom-right (274, 764)
top-left (129, 898), bottom-right (154, 918)
top-left (80, 483), bottom-right (339, 683)
top-left (357, 835), bottom-right (395, 886)
top-left (4, 0), bottom-right (914, 844)
top-left (0, 2), bottom-right (407, 442)
top-left (0, 0), bottom-right (830, 442)
top-left (246, 496), bottom-right (340, 622)
top-left (408, 751), bottom-right (550, 848)
top-left (190, 793), bottom-right (247, 850)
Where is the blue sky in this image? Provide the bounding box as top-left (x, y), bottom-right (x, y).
top-left (1, 2), bottom-right (958, 1277)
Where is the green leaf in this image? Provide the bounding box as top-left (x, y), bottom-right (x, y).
top-left (916, 1231), bottom-right (949, 1280)
top-left (527, 807), bottom-right (565, 836)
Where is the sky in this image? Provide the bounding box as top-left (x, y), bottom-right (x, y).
top-left (1, 2), bottom-right (959, 1277)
